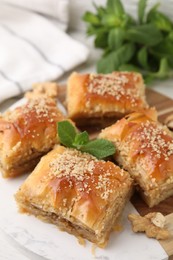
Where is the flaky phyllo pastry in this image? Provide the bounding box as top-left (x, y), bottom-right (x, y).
top-left (67, 71), bottom-right (148, 126)
top-left (15, 145), bottom-right (133, 247)
top-left (99, 109), bottom-right (173, 207)
top-left (0, 82), bottom-right (65, 178)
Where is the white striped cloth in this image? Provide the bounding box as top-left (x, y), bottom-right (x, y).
top-left (1, 0), bottom-right (69, 31)
top-left (0, 1), bottom-right (89, 104)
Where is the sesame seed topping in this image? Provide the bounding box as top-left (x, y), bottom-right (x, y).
top-left (48, 149), bottom-right (126, 200)
top-left (87, 72), bottom-right (141, 106)
top-left (136, 121), bottom-right (173, 161)
top-left (23, 98), bottom-right (57, 123)
top-left (126, 120), bottom-right (173, 183)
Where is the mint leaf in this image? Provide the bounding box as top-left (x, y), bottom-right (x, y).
top-left (138, 0), bottom-right (147, 24)
top-left (118, 64), bottom-right (140, 72)
top-left (57, 121), bottom-right (115, 159)
top-left (137, 47), bottom-right (149, 69)
top-left (107, 0), bottom-right (125, 17)
top-left (80, 139), bottom-right (116, 159)
top-left (147, 4), bottom-right (173, 32)
top-left (83, 11), bottom-right (100, 26)
top-left (57, 121), bottom-right (76, 147)
top-left (108, 28), bottom-right (125, 49)
top-left (126, 24), bottom-right (163, 46)
top-left (73, 131), bottom-right (89, 147)
top-left (97, 43), bottom-right (135, 73)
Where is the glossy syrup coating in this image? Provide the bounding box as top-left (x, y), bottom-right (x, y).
top-left (100, 110), bottom-right (173, 193)
top-left (15, 145), bottom-right (133, 246)
top-left (0, 98), bottom-right (65, 177)
top-left (67, 71), bottom-right (148, 122)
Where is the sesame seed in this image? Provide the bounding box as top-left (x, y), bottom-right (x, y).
top-left (48, 148), bottom-right (126, 200)
top-left (87, 72), bottom-right (141, 106)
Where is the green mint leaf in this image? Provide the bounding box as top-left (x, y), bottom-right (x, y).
top-left (82, 11), bottom-right (100, 26)
top-left (138, 0), bottom-right (147, 24)
top-left (80, 139), bottom-right (116, 159)
top-left (150, 39), bottom-right (173, 68)
top-left (94, 30), bottom-right (109, 48)
top-left (118, 64), bottom-right (140, 72)
top-left (137, 47), bottom-right (149, 69)
top-left (57, 121), bottom-right (76, 147)
top-left (151, 58), bottom-right (171, 79)
top-left (93, 3), bottom-right (106, 19)
top-left (108, 28), bottom-right (125, 49)
top-left (107, 0), bottom-right (125, 17)
top-left (126, 24), bottom-right (163, 46)
top-left (57, 121), bottom-right (115, 159)
top-left (97, 43), bottom-right (135, 73)
top-left (101, 14), bottom-right (122, 27)
top-left (147, 10), bottom-right (173, 32)
top-left (73, 131), bottom-right (89, 148)
top-left (168, 31), bottom-right (173, 42)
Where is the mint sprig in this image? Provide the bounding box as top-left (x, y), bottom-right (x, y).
top-left (57, 121), bottom-right (115, 159)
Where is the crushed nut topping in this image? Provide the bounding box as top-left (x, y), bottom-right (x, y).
top-left (128, 212), bottom-right (170, 240)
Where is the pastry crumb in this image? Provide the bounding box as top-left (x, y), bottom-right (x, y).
top-left (77, 236), bottom-right (86, 246)
top-left (25, 82), bottom-right (59, 100)
top-left (128, 212), bottom-right (170, 240)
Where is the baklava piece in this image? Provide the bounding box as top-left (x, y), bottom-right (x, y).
top-left (15, 145), bottom-right (133, 247)
top-left (0, 95), bottom-right (65, 178)
top-left (67, 71), bottom-right (148, 126)
top-left (99, 109), bottom-right (173, 207)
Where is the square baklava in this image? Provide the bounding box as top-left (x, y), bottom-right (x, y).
top-left (0, 93), bottom-right (65, 178)
top-left (15, 145), bottom-right (133, 247)
top-left (67, 71), bottom-right (148, 126)
top-left (99, 109), bottom-right (173, 207)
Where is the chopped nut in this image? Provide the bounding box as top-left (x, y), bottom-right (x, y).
top-left (164, 114), bottom-right (173, 130)
top-left (128, 212), bottom-right (170, 240)
top-left (151, 212), bottom-right (165, 228)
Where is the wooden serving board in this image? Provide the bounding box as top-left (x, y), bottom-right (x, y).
top-left (58, 86), bottom-right (173, 258)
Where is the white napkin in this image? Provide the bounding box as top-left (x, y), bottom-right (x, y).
top-left (1, 0), bottom-right (69, 31)
top-left (0, 2), bottom-right (89, 104)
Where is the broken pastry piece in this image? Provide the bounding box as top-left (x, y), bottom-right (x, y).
top-left (15, 145), bottom-right (133, 247)
top-left (66, 71), bottom-right (148, 126)
top-left (0, 87), bottom-right (66, 178)
top-left (128, 212), bottom-right (170, 240)
top-left (25, 81), bottom-right (59, 101)
top-left (99, 109), bottom-right (173, 207)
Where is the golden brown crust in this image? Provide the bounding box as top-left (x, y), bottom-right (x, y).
top-left (0, 98), bottom-right (65, 178)
top-left (128, 212), bottom-right (170, 240)
top-left (67, 72), bottom-right (148, 126)
top-left (15, 145), bottom-right (133, 247)
top-left (99, 109), bottom-right (173, 207)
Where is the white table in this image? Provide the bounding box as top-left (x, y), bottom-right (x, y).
top-left (0, 31), bottom-right (173, 260)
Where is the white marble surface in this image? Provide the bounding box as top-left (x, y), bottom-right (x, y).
top-left (0, 27), bottom-right (173, 260)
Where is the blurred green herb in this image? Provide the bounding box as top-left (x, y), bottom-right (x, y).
top-left (83, 0), bottom-right (173, 83)
top-left (57, 121), bottom-right (116, 159)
